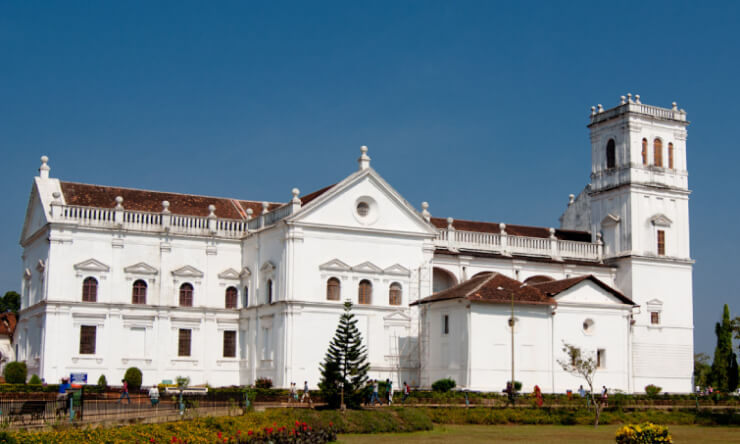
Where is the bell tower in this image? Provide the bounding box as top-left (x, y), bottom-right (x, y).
top-left (585, 94), bottom-right (693, 393)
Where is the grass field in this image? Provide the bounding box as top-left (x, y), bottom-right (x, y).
top-left (337, 424), bottom-right (740, 443)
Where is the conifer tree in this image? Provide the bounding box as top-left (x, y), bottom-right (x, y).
top-left (710, 304), bottom-right (739, 392)
top-left (319, 300), bottom-right (370, 409)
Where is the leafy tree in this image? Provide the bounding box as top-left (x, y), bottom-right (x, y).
top-left (28, 374), bottom-right (42, 385)
top-left (710, 304), bottom-right (739, 392)
top-left (3, 361), bottom-right (27, 384)
top-left (558, 342), bottom-right (604, 427)
top-left (0, 292), bottom-right (20, 314)
top-left (431, 378), bottom-right (456, 392)
top-left (318, 300), bottom-right (370, 409)
top-left (123, 367), bottom-right (142, 391)
top-left (97, 374), bottom-right (108, 390)
top-left (694, 353), bottom-right (711, 389)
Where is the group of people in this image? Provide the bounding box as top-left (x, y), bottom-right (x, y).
top-left (367, 379), bottom-right (412, 406)
top-left (287, 381), bottom-right (312, 405)
top-left (577, 384), bottom-right (609, 406)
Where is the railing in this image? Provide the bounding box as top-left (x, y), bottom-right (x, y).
top-left (434, 229), bottom-right (602, 262)
top-left (590, 102), bottom-right (687, 125)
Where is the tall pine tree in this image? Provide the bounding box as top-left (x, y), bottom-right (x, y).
top-left (710, 304), bottom-right (739, 392)
top-left (319, 300), bottom-right (370, 409)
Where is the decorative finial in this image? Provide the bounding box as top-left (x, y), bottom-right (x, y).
top-left (597, 104), bottom-right (603, 113)
top-left (246, 208), bottom-right (254, 220)
top-left (620, 95), bottom-right (626, 105)
top-left (421, 202), bottom-right (430, 221)
top-left (596, 232), bottom-right (603, 244)
top-left (672, 102), bottom-right (678, 111)
top-left (627, 93), bottom-right (632, 103)
top-left (51, 191), bottom-right (62, 205)
top-left (291, 188), bottom-right (301, 204)
top-left (446, 217), bottom-right (454, 230)
top-left (358, 145), bottom-right (371, 170)
top-left (568, 194), bottom-right (575, 206)
top-left (635, 94), bottom-right (641, 104)
top-left (39, 155), bottom-right (50, 179)
top-left (590, 106), bottom-right (596, 116)
top-left (549, 227), bottom-right (556, 239)
top-left (162, 200), bottom-right (170, 213)
top-left (208, 204), bottom-right (216, 218)
top-left (499, 223), bottom-right (507, 234)
top-left (114, 196), bottom-right (124, 210)
top-left (262, 201), bottom-right (270, 214)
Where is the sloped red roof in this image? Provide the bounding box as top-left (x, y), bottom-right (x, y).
top-left (0, 313), bottom-right (17, 336)
top-left (299, 183), bottom-right (336, 206)
top-left (411, 272), bottom-right (553, 307)
top-left (430, 217), bottom-right (591, 242)
top-left (529, 275), bottom-right (635, 305)
top-left (60, 182), bottom-right (282, 219)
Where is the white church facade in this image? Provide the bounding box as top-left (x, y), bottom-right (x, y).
top-left (16, 96), bottom-right (694, 393)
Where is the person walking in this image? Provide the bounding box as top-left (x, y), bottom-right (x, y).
top-left (300, 381), bottom-right (312, 406)
top-left (386, 379), bottom-right (393, 405)
top-left (148, 385), bottom-right (160, 408)
top-left (57, 378), bottom-right (71, 402)
top-left (601, 386), bottom-right (608, 407)
top-left (288, 382), bottom-right (296, 405)
top-left (117, 379), bottom-right (131, 404)
top-left (369, 380), bottom-right (380, 406)
top-left (402, 381), bottom-right (410, 403)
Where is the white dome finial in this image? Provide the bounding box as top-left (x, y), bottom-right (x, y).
top-left (358, 145), bottom-right (371, 170)
top-left (39, 155), bottom-right (50, 179)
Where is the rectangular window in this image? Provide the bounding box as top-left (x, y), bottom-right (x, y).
top-left (657, 230), bottom-right (665, 256)
top-left (178, 329), bottom-right (191, 357)
top-left (597, 349), bottom-right (606, 369)
top-left (79, 325), bottom-right (96, 355)
top-left (650, 311), bottom-right (660, 325)
top-left (443, 314), bottom-right (449, 335)
top-left (223, 330), bottom-right (236, 358)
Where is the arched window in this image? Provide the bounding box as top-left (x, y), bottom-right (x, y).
top-left (82, 277), bottom-right (98, 302)
top-left (266, 279), bottom-right (273, 304)
top-left (606, 139), bottom-right (616, 169)
top-left (641, 138), bottom-right (648, 165)
top-left (653, 138), bottom-right (663, 167)
top-left (243, 286), bottom-right (249, 307)
top-left (132, 280), bottom-right (147, 305)
top-left (179, 283), bottom-right (193, 307)
top-left (668, 142), bottom-right (674, 169)
top-left (225, 286), bottom-right (238, 309)
top-left (389, 282), bottom-right (402, 306)
top-left (358, 280), bottom-right (372, 305)
top-left (326, 278), bottom-right (340, 301)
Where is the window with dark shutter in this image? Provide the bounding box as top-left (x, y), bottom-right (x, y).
top-left (650, 311), bottom-right (660, 325)
top-left (225, 287), bottom-right (238, 309)
top-left (606, 139), bottom-right (616, 169)
top-left (654, 138), bottom-right (663, 167)
top-left (178, 329), bottom-right (191, 357)
top-left (179, 283), bottom-right (193, 307)
top-left (79, 325), bottom-right (96, 355)
top-left (443, 315), bottom-right (449, 335)
top-left (389, 282), bottom-right (402, 306)
top-left (657, 230), bottom-right (665, 256)
top-left (223, 330), bottom-right (236, 358)
top-left (132, 280), bottom-right (147, 304)
top-left (668, 142), bottom-right (674, 169)
top-left (244, 286), bottom-right (249, 307)
top-left (642, 138), bottom-right (648, 165)
top-left (82, 277), bottom-right (98, 302)
top-left (326, 278), bottom-right (340, 301)
top-left (358, 280), bottom-right (372, 305)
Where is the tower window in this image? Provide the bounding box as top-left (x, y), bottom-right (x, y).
top-left (389, 282), bottom-right (402, 306)
top-left (358, 279), bottom-right (372, 305)
top-left (225, 286), bottom-right (238, 309)
top-left (668, 143), bottom-right (674, 169)
top-left (132, 280), bottom-right (147, 305)
top-left (266, 279), bottom-right (273, 304)
top-left (79, 325), bottom-right (96, 355)
top-left (657, 230), bottom-right (666, 256)
top-left (223, 330), bottom-right (236, 358)
top-left (179, 283), bottom-right (194, 307)
top-left (326, 277), bottom-right (340, 301)
top-left (178, 329), bottom-right (191, 357)
top-left (597, 349), bottom-right (606, 369)
top-left (606, 139), bottom-right (616, 169)
top-left (82, 277), bottom-right (98, 302)
top-left (443, 314), bottom-right (449, 335)
top-left (244, 286), bottom-right (249, 307)
top-left (653, 138), bottom-right (663, 167)
top-left (641, 138), bottom-right (648, 165)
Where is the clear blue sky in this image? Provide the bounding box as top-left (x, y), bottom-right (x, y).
top-left (1, 1), bottom-right (738, 357)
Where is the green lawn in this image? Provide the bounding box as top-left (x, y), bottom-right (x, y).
top-left (337, 424), bottom-right (740, 443)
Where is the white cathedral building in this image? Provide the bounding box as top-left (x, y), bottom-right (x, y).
top-left (16, 96), bottom-right (694, 393)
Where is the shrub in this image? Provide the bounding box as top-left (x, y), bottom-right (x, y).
top-left (0, 431), bottom-right (17, 444)
top-left (431, 378), bottom-right (456, 392)
top-left (176, 375), bottom-right (190, 388)
top-left (645, 384), bottom-right (662, 399)
top-left (97, 374), bottom-right (107, 390)
top-left (123, 367), bottom-right (142, 391)
top-left (28, 374), bottom-right (42, 385)
top-left (255, 377), bottom-right (273, 389)
top-left (3, 362), bottom-right (27, 384)
top-left (615, 422), bottom-right (672, 443)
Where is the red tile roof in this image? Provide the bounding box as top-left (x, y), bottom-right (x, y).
top-left (60, 182), bottom-right (283, 219)
top-left (529, 275), bottom-right (634, 305)
top-left (430, 217), bottom-right (591, 242)
top-left (299, 183), bottom-right (336, 206)
top-left (0, 313), bottom-right (17, 336)
top-left (411, 272), bottom-right (553, 307)
top-left (434, 248), bottom-right (612, 268)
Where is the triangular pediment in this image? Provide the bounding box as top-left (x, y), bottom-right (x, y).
top-left (352, 261), bottom-right (383, 274)
top-left (217, 268), bottom-right (240, 280)
top-left (552, 279), bottom-right (631, 306)
top-left (172, 265), bottom-right (204, 278)
top-left (260, 261), bottom-right (276, 273)
top-left (650, 213), bottom-right (673, 227)
top-left (319, 259), bottom-right (352, 272)
top-left (384, 263), bottom-right (411, 276)
top-left (601, 213), bottom-right (620, 227)
top-left (124, 262), bottom-right (159, 275)
top-left (383, 310), bottom-right (412, 322)
top-left (73, 258), bottom-right (110, 273)
top-left (646, 298), bottom-right (663, 307)
top-left (287, 168), bottom-right (437, 236)
top-left (240, 267), bottom-right (252, 278)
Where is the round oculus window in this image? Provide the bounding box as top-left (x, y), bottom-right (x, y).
top-left (356, 202), bottom-right (370, 217)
